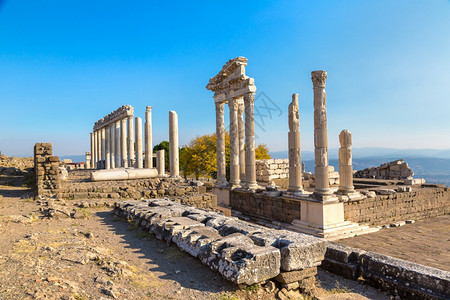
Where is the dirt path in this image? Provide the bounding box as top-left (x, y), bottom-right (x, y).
top-left (0, 182), bottom-right (390, 300)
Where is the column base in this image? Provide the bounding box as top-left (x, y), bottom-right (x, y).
top-left (215, 180), bottom-right (229, 188)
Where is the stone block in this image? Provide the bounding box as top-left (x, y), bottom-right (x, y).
top-left (172, 226), bottom-right (222, 257)
top-left (274, 267), bottom-right (317, 284)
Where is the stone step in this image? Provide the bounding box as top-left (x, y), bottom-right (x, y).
top-left (288, 221), bottom-right (380, 241)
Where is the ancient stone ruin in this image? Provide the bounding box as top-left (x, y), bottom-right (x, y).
top-left (354, 159), bottom-right (414, 180)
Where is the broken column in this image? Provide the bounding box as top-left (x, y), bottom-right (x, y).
top-left (156, 149), bottom-right (165, 176)
top-left (145, 106), bottom-right (153, 168)
top-left (85, 152), bottom-right (91, 169)
top-left (229, 98), bottom-right (240, 187)
top-left (312, 70), bottom-right (331, 199)
top-left (244, 91), bottom-right (258, 188)
top-left (288, 93), bottom-right (303, 193)
top-left (135, 117), bottom-right (143, 168)
top-left (169, 111), bottom-right (179, 178)
top-left (127, 115), bottom-right (135, 167)
top-left (215, 102), bottom-right (227, 186)
top-left (121, 118), bottom-right (128, 167)
top-left (338, 130), bottom-right (355, 194)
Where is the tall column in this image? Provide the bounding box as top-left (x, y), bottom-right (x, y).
top-left (244, 92), bottom-right (257, 188)
top-left (288, 94), bottom-right (303, 192)
top-left (145, 106), bottom-right (153, 168)
top-left (156, 149), bottom-right (165, 176)
top-left (101, 128), bottom-right (106, 169)
top-left (93, 131), bottom-right (98, 169)
top-left (338, 130), bottom-right (355, 194)
top-left (105, 126), bottom-right (111, 169)
top-left (237, 99), bottom-right (246, 183)
top-left (169, 111), bottom-right (180, 177)
top-left (110, 125), bottom-right (115, 169)
top-left (135, 117), bottom-right (143, 168)
top-left (228, 98), bottom-right (240, 187)
top-left (312, 70), bottom-right (331, 198)
top-left (127, 115), bottom-right (135, 167)
top-left (121, 118), bottom-right (128, 167)
top-left (90, 132), bottom-right (94, 169)
top-left (215, 102), bottom-right (227, 186)
top-left (96, 130), bottom-right (101, 169)
top-left (115, 121), bottom-right (121, 167)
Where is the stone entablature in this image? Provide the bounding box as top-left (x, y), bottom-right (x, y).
top-left (93, 105), bottom-right (134, 131)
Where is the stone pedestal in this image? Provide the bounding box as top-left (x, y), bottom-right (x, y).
top-left (156, 149), bottom-right (165, 176)
top-left (169, 111), bottom-right (180, 178)
top-left (121, 118), bottom-right (128, 167)
top-left (135, 117), bottom-right (143, 168)
top-left (288, 94), bottom-right (303, 193)
top-left (312, 70), bottom-right (331, 200)
top-left (229, 98), bottom-right (240, 187)
top-left (213, 186), bottom-right (230, 207)
top-left (215, 102), bottom-right (227, 186)
top-left (145, 106), bottom-right (153, 168)
top-left (127, 115), bottom-right (135, 167)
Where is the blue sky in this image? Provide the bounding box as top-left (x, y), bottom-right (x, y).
top-left (1, 1), bottom-right (449, 156)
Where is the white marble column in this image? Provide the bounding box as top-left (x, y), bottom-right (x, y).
top-left (115, 121), bottom-right (121, 167)
top-left (93, 131), bottom-right (98, 169)
top-left (135, 117), bottom-right (143, 168)
top-left (110, 125), bottom-right (115, 169)
top-left (90, 132), bottom-right (94, 169)
top-left (127, 115), bottom-right (135, 167)
top-left (101, 128), bottom-right (106, 169)
top-left (105, 126), bottom-right (111, 169)
top-left (121, 118), bottom-right (128, 167)
top-left (228, 98), bottom-right (240, 187)
top-left (338, 130), bottom-right (355, 194)
top-left (238, 100), bottom-right (246, 183)
top-left (288, 93), bottom-right (303, 192)
top-left (244, 92), bottom-right (257, 188)
top-left (312, 70), bottom-right (331, 198)
top-left (215, 102), bottom-right (227, 186)
top-left (156, 149), bottom-right (165, 176)
top-left (145, 106), bottom-right (153, 168)
top-left (169, 111), bottom-right (179, 177)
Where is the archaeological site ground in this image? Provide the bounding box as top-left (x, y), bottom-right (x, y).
top-left (0, 56), bottom-right (449, 300)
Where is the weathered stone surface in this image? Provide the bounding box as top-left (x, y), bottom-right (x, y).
top-left (172, 226), bottom-right (222, 257)
top-left (355, 159), bottom-right (414, 180)
top-left (274, 267), bottom-right (317, 284)
top-left (198, 233), bottom-right (281, 285)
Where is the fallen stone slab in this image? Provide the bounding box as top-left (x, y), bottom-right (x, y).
top-left (172, 226), bottom-right (222, 257)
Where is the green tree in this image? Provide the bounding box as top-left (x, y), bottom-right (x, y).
top-left (255, 143), bottom-right (271, 159)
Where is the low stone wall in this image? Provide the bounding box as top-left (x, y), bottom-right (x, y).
top-left (344, 187), bottom-right (450, 225)
top-left (230, 190), bottom-right (301, 224)
top-left (354, 159), bottom-right (413, 180)
top-left (256, 159), bottom-right (289, 183)
top-left (114, 199), bottom-right (327, 287)
top-left (322, 242), bottom-right (450, 299)
top-left (34, 143), bottom-right (61, 196)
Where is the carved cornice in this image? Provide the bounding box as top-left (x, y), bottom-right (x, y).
top-left (311, 70), bottom-right (327, 88)
top-left (93, 105), bottom-right (134, 131)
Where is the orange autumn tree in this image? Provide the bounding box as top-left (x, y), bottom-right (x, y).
top-left (181, 132), bottom-right (271, 179)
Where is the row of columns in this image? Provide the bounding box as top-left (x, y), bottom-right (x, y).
top-left (90, 106), bottom-right (153, 170)
top-left (215, 92), bottom-right (257, 189)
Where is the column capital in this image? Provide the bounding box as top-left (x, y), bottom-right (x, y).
top-left (311, 70), bottom-right (327, 89)
top-left (215, 101), bottom-right (225, 114)
top-left (146, 106), bottom-right (152, 112)
top-left (244, 91), bottom-right (255, 105)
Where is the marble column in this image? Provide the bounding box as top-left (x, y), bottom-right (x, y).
top-left (156, 149), bottom-right (165, 176)
top-left (145, 106), bottom-right (153, 168)
top-left (93, 131), bottom-right (98, 169)
top-left (288, 93), bottom-right (303, 192)
top-left (228, 98), bottom-right (240, 187)
top-left (115, 121), bottom-right (121, 167)
top-left (101, 128), bottom-right (106, 169)
top-left (244, 92), bottom-right (257, 188)
top-left (110, 125), bottom-right (115, 169)
top-left (169, 111), bottom-right (179, 177)
top-left (215, 102), bottom-right (227, 186)
top-left (135, 117), bottom-right (143, 168)
top-left (121, 118), bottom-right (128, 167)
top-left (312, 70), bottom-right (331, 198)
top-left (238, 99), bottom-right (246, 184)
top-left (127, 115), bottom-right (135, 167)
top-left (90, 132), bottom-right (94, 169)
top-left (338, 130), bottom-right (355, 194)
top-left (85, 152), bottom-right (91, 169)
top-left (96, 130), bottom-right (101, 169)
top-left (105, 126), bottom-right (111, 169)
